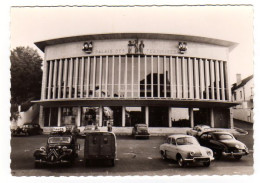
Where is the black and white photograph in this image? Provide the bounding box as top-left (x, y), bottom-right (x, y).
top-left (1, 2), bottom-right (259, 181)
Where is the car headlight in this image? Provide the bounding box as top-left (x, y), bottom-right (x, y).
top-left (206, 150), bottom-right (212, 156)
top-left (235, 144), bottom-right (240, 149)
top-left (189, 151), bottom-right (195, 156)
top-left (40, 146), bottom-right (46, 151)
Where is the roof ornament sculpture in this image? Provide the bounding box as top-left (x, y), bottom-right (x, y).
top-left (82, 41), bottom-right (93, 54)
top-left (128, 39), bottom-right (145, 55)
top-left (178, 42), bottom-right (187, 54)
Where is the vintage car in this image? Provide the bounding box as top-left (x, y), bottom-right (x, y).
top-left (33, 133), bottom-right (80, 167)
top-left (132, 124), bottom-right (150, 139)
top-left (186, 125), bottom-right (211, 137)
top-left (11, 123), bottom-right (43, 136)
top-left (198, 131), bottom-right (249, 160)
top-left (160, 134), bottom-right (214, 167)
top-left (84, 132), bottom-right (116, 166)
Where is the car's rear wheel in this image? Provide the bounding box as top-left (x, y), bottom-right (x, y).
top-left (110, 159), bottom-right (115, 166)
top-left (177, 156), bottom-right (186, 167)
top-left (161, 151), bottom-right (167, 160)
top-left (234, 155), bottom-right (242, 160)
top-left (203, 161), bottom-right (211, 167)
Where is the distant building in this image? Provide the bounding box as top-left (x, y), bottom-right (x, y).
top-left (231, 74), bottom-right (254, 122)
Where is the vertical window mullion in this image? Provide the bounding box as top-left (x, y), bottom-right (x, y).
top-left (220, 61), bottom-right (225, 100)
top-left (124, 56), bottom-right (127, 98)
top-left (99, 56), bottom-right (102, 98)
top-left (68, 58), bottom-right (73, 98)
top-left (93, 56), bottom-right (96, 98)
top-left (118, 55), bottom-right (121, 98)
top-left (157, 56), bottom-right (160, 98)
top-left (74, 58), bottom-right (79, 98)
top-left (47, 61), bottom-right (53, 99)
top-left (131, 55), bottom-right (134, 98)
top-left (145, 55), bottom-right (147, 98)
top-left (205, 59), bottom-right (209, 99)
top-left (63, 59), bottom-right (68, 98)
top-left (111, 56), bottom-right (115, 98)
top-left (52, 60), bottom-right (58, 99)
top-left (57, 59), bottom-right (62, 99)
top-left (164, 56), bottom-right (167, 98)
top-left (151, 56), bottom-right (153, 98)
top-left (80, 57), bottom-right (85, 98)
top-left (105, 56), bottom-right (109, 98)
top-left (86, 57), bottom-right (90, 98)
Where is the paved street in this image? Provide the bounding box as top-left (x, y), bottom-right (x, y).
top-left (11, 129), bottom-right (254, 176)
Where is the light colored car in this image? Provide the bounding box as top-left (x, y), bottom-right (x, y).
top-left (186, 125), bottom-right (211, 137)
top-left (160, 134), bottom-right (214, 167)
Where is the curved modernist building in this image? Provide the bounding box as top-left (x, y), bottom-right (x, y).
top-left (34, 33), bottom-right (238, 130)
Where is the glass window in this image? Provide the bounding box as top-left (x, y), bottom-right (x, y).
top-left (81, 107), bottom-right (99, 126)
top-left (176, 137), bottom-right (199, 145)
top-left (61, 107), bottom-right (77, 126)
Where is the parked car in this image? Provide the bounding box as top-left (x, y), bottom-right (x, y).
top-left (197, 131), bottom-right (249, 160)
top-left (186, 125), bottom-right (211, 137)
top-left (160, 134), bottom-right (214, 167)
top-left (84, 132), bottom-right (116, 166)
top-left (81, 125), bottom-right (98, 136)
top-left (11, 123), bottom-right (43, 136)
top-left (132, 124), bottom-right (150, 139)
top-left (33, 133), bottom-right (80, 168)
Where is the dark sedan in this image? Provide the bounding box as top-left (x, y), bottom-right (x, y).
top-left (198, 131), bottom-right (249, 160)
top-left (11, 123), bottom-right (43, 136)
top-left (132, 124), bottom-right (150, 139)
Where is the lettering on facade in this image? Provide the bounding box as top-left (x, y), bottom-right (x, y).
top-left (178, 42), bottom-right (187, 54)
top-left (128, 39), bottom-right (145, 55)
top-left (82, 41), bottom-right (93, 54)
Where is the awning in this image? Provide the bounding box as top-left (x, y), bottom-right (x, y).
top-left (32, 98), bottom-right (240, 108)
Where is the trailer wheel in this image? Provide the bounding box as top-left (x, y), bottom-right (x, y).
top-left (110, 159), bottom-right (115, 166)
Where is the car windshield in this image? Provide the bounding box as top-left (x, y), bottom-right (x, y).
top-left (216, 134), bottom-right (234, 140)
top-left (176, 137), bottom-right (200, 145)
top-left (48, 137), bottom-right (71, 144)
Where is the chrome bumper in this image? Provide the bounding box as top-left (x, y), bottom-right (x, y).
top-left (35, 159), bottom-right (70, 164)
top-left (184, 157), bottom-right (214, 162)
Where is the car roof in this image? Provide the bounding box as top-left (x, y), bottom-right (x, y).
top-left (168, 134), bottom-right (194, 139)
top-left (196, 125), bottom-right (210, 128)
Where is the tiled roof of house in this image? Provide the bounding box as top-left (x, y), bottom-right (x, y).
top-left (231, 75), bottom-right (253, 92)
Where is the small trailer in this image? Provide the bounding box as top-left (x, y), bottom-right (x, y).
top-left (84, 131), bottom-right (116, 166)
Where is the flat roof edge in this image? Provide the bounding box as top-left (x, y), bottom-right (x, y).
top-left (34, 33), bottom-right (237, 52)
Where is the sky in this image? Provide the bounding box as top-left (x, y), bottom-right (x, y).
top-left (10, 6), bottom-right (254, 84)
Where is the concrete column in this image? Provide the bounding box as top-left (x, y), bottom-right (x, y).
top-left (210, 108), bottom-right (215, 128)
top-left (47, 61), bottom-right (53, 99)
top-left (229, 108), bottom-right (234, 129)
top-left (189, 108), bottom-right (194, 128)
top-left (122, 106), bottom-right (126, 127)
top-left (77, 107), bottom-right (81, 127)
top-left (168, 107), bottom-right (172, 127)
top-left (39, 106), bottom-right (44, 127)
top-left (58, 59), bottom-right (63, 99)
top-left (99, 105), bottom-right (103, 127)
top-left (145, 106), bottom-right (149, 127)
top-left (57, 107), bottom-right (61, 127)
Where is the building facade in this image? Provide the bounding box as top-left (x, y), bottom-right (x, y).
top-left (232, 74), bottom-right (254, 122)
top-left (34, 33), bottom-right (238, 130)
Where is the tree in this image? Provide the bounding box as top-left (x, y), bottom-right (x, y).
top-left (10, 46), bottom-right (43, 114)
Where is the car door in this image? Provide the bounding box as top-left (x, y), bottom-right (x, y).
top-left (169, 138), bottom-right (178, 160)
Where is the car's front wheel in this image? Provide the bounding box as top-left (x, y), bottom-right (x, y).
top-left (177, 156), bottom-right (186, 167)
top-left (203, 161), bottom-right (211, 167)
